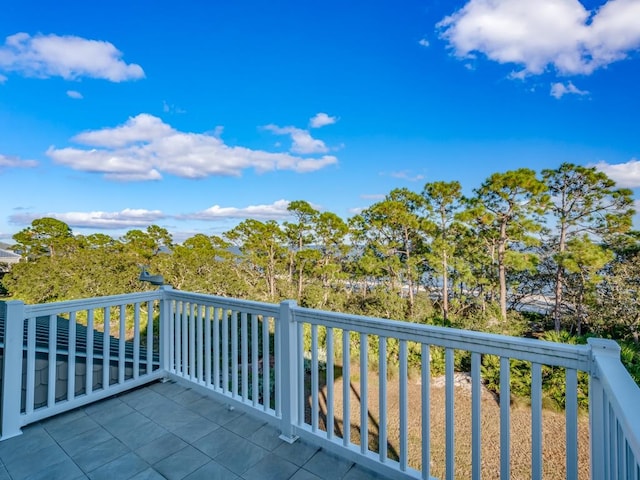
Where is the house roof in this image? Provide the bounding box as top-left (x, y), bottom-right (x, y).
top-left (0, 248), bottom-right (20, 264)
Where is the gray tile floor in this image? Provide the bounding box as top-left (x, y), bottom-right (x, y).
top-left (0, 381), bottom-right (389, 480)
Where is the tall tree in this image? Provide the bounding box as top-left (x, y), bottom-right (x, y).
top-left (226, 219), bottom-right (287, 301)
top-left (284, 200), bottom-right (319, 301)
top-left (422, 181), bottom-right (463, 321)
top-left (562, 235), bottom-right (613, 335)
top-left (542, 163), bottom-right (635, 331)
top-left (350, 188), bottom-right (426, 317)
top-left (12, 217), bottom-right (74, 260)
top-left (313, 211), bottom-right (350, 307)
top-left (468, 169), bottom-right (549, 321)
top-left (121, 225), bottom-right (173, 263)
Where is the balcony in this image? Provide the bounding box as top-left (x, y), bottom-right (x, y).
top-left (1, 287), bottom-right (639, 479)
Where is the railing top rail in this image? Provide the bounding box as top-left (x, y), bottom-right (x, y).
top-left (164, 289), bottom-right (280, 317)
top-left (19, 290), bottom-right (163, 317)
top-left (293, 305), bottom-right (591, 370)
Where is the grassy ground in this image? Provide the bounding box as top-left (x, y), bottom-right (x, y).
top-left (305, 366), bottom-right (590, 479)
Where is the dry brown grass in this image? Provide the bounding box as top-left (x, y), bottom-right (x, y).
top-left (305, 366), bottom-right (590, 479)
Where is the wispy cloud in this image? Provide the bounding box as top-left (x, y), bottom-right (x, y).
top-left (438, 0), bottom-right (640, 77)
top-left (593, 159), bottom-right (640, 188)
top-left (162, 100), bottom-right (185, 114)
top-left (550, 81), bottom-right (589, 99)
top-left (418, 38), bottom-right (430, 48)
top-left (0, 32), bottom-right (144, 82)
top-left (47, 114), bottom-right (338, 181)
top-left (66, 90), bottom-right (83, 99)
top-left (0, 153), bottom-right (38, 170)
top-left (389, 170), bottom-right (425, 182)
top-left (186, 199), bottom-right (292, 221)
top-left (309, 112), bottom-right (338, 128)
top-left (10, 208), bottom-right (166, 229)
top-left (263, 124), bottom-right (329, 154)
top-left (360, 194), bottom-right (385, 200)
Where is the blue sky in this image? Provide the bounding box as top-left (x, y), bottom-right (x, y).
top-left (1, 0), bottom-right (639, 242)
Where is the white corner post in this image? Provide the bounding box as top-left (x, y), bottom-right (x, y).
top-left (587, 337), bottom-right (619, 480)
top-left (279, 300), bottom-right (299, 443)
top-left (159, 286), bottom-right (173, 378)
top-left (1, 301), bottom-right (25, 440)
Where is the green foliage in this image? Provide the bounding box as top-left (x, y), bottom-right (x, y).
top-left (3, 163), bottom-right (639, 411)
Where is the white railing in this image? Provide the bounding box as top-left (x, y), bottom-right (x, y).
top-left (1, 289), bottom-right (639, 480)
top-left (1, 291), bottom-right (164, 438)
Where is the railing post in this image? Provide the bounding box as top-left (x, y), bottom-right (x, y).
top-left (1, 300), bottom-right (25, 440)
top-left (159, 286), bottom-right (173, 377)
top-left (588, 338), bottom-right (620, 480)
top-left (278, 300), bottom-right (299, 443)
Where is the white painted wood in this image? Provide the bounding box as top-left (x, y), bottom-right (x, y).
top-left (312, 324), bottom-right (319, 433)
top-left (262, 315), bottom-right (270, 412)
top-left (471, 352), bottom-right (481, 480)
top-left (232, 310), bottom-right (238, 397)
top-left (566, 368), bottom-right (578, 479)
top-left (531, 363), bottom-right (542, 480)
top-left (133, 303), bottom-right (140, 379)
top-left (297, 322), bottom-right (304, 427)
top-left (326, 327), bottom-right (335, 440)
top-left (500, 356), bottom-right (511, 480)
top-left (278, 300), bottom-right (298, 442)
top-left (343, 329), bottom-right (351, 447)
top-left (241, 311), bottom-right (248, 399)
top-left (1, 301), bottom-right (25, 440)
top-left (222, 308), bottom-right (229, 394)
top-left (205, 306), bottom-right (212, 388)
top-left (197, 305), bottom-right (204, 383)
top-left (25, 316), bottom-right (36, 414)
top-left (251, 314), bottom-right (259, 407)
top-left (68, 311), bottom-right (77, 401)
top-left (213, 307), bottom-right (221, 390)
top-left (47, 314), bottom-right (57, 407)
top-left (445, 348), bottom-right (454, 480)
top-left (118, 304), bottom-right (125, 384)
top-left (174, 301), bottom-right (182, 374)
top-left (360, 333), bottom-right (368, 455)
top-left (421, 344), bottom-right (431, 480)
top-left (399, 340), bottom-right (408, 472)
top-left (86, 309), bottom-right (94, 394)
top-left (379, 336), bottom-right (388, 463)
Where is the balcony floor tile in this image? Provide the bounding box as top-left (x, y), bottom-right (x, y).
top-left (0, 381), bottom-right (396, 480)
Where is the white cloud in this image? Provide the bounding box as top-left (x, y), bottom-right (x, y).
top-left (10, 208), bottom-right (166, 230)
top-left (263, 124), bottom-right (329, 154)
top-left (550, 81), bottom-right (589, 99)
top-left (389, 170), bottom-right (426, 182)
top-left (0, 153), bottom-right (38, 170)
top-left (162, 100), bottom-right (186, 114)
top-left (593, 159), bottom-right (640, 188)
top-left (437, 0), bottom-right (640, 77)
top-left (188, 199), bottom-right (292, 221)
top-left (360, 194), bottom-right (385, 200)
top-left (309, 112), bottom-right (338, 128)
top-left (66, 90), bottom-right (83, 99)
top-left (47, 114), bottom-right (337, 181)
top-left (419, 38), bottom-right (430, 48)
top-left (0, 73), bottom-right (6, 83)
top-left (0, 32), bottom-right (144, 82)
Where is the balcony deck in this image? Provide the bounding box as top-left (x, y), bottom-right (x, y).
top-left (0, 380), bottom-right (386, 480)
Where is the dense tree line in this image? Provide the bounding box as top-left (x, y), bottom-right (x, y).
top-left (2, 164), bottom-right (639, 352)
